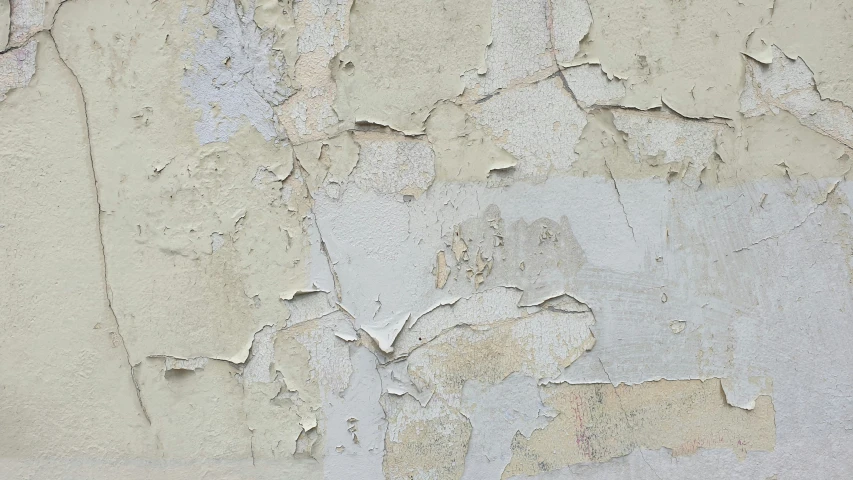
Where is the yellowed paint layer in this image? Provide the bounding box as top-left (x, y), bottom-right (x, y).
top-left (504, 379), bottom-right (776, 478)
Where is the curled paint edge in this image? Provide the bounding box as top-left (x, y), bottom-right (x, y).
top-left (335, 330), bottom-right (358, 342)
top-left (742, 49), bottom-right (773, 65)
top-left (279, 285), bottom-right (330, 301)
top-left (386, 386), bottom-right (407, 396)
top-left (361, 314), bottom-right (410, 353)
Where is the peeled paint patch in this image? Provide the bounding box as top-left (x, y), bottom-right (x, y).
top-left (722, 376), bottom-right (773, 411)
top-left (182, 0), bottom-right (295, 144)
top-left (472, 77), bottom-right (587, 183)
top-left (503, 379), bottom-right (776, 478)
top-left (560, 64), bottom-right (626, 108)
top-left (333, 0), bottom-right (491, 134)
top-left (273, 312), bottom-right (357, 430)
top-left (406, 308), bottom-right (596, 400)
top-left (612, 109), bottom-right (726, 166)
top-left (0, 40), bottom-right (36, 101)
top-left (669, 319), bottom-right (686, 334)
top-left (576, 107), bottom-right (853, 188)
top-left (276, 0), bottom-right (350, 144)
top-left (392, 288), bottom-right (523, 356)
top-left (0, 0), bottom-right (9, 50)
top-left (240, 325), bottom-right (277, 384)
top-left (465, 0), bottom-right (553, 95)
top-left (741, 47), bottom-right (853, 148)
top-left (244, 380), bottom-right (307, 460)
top-left (381, 300), bottom-right (594, 478)
top-left (348, 135), bottom-right (435, 198)
top-left (578, 0), bottom-right (773, 117)
top-left (460, 375), bottom-right (553, 480)
top-left (8, 0), bottom-right (43, 45)
top-left (383, 393), bottom-right (471, 480)
top-left (436, 205), bottom-right (588, 305)
top-left (162, 356), bottom-right (208, 371)
top-left (550, 0), bottom-right (593, 67)
top-left (754, 0), bottom-right (853, 108)
top-left (610, 108), bottom-right (727, 189)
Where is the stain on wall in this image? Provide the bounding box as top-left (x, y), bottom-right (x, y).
top-left (2, 0), bottom-right (852, 479)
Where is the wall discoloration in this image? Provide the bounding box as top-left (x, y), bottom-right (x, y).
top-left (3, 0), bottom-right (853, 479)
top-left (504, 379), bottom-right (776, 478)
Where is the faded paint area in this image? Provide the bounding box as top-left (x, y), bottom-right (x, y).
top-left (3, 1), bottom-right (853, 479)
top-left (503, 379), bottom-right (776, 478)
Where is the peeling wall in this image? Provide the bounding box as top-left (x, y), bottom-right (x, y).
top-left (1, 1), bottom-right (852, 479)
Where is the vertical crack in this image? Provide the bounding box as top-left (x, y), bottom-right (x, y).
top-left (48, 31), bottom-right (151, 425)
top-left (250, 428), bottom-right (257, 466)
top-left (292, 156), bottom-right (343, 302)
top-left (602, 159), bottom-right (636, 241)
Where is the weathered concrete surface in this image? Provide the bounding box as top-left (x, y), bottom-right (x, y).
top-left (2, 1), bottom-right (852, 479)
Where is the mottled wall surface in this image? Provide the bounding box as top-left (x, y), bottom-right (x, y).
top-left (1, 0), bottom-right (851, 479)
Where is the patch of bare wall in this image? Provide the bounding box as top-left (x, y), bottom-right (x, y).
top-left (1, 0), bottom-right (851, 478)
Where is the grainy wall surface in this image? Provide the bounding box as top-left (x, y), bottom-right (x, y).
top-left (1, 1), bottom-right (851, 479)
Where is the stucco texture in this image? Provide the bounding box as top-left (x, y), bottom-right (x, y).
top-left (1, 0), bottom-right (852, 479)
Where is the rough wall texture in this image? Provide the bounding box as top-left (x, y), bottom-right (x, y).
top-left (1, 1), bottom-right (851, 479)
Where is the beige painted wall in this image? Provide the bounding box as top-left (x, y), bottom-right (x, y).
top-left (2, 0), bottom-right (852, 478)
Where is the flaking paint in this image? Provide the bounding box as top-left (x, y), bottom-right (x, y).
top-left (2, 0), bottom-right (853, 479)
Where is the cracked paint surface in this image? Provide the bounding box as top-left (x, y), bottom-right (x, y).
top-left (1, 1), bottom-right (852, 479)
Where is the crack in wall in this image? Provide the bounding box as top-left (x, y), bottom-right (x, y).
top-left (48, 29), bottom-right (151, 425)
top-left (603, 158), bottom-right (636, 241)
top-left (7, 1), bottom-right (853, 478)
top-left (733, 180), bottom-right (841, 253)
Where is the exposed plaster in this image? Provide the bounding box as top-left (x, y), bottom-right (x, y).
top-left (3, 0), bottom-right (853, 479)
